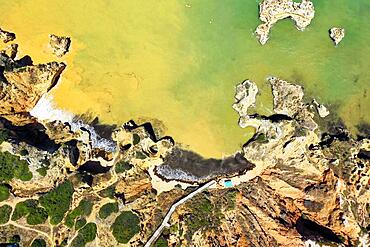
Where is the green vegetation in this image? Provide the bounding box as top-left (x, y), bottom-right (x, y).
top-left (0, 151), bottom-right (33, 182)
top-left (112, 211), bottom-right (140, 244)
top-left (184, 193), bottom-right (222, 239)
top-left (26, 207), bottom-right (48, 225)
top-left (132, 134), bottom-right (141, 145)
top-left (99, 202), bottom-right (119, 219)
top-left (36, 167), bottom-right (48, 177)
top-left (0, 204), bottom-right (12, 224)
top-left (65, 199), bottom-right (93, 228)
top-left (31, 238), bottom-right (47, 247)
top-left (225, 190), bottom-right (237, 210)
top-left (39, 180), bottom-right (74, 225)
top-left (115, 161), bottom-right (132, 173)
top-left (75, 218), bottom-right (87, 230)
top-left (255, 133), bottom-right (268, 143)
top-left (0, 129), bottom-right (9, 144)
top-left (0, 184), bottom-right (10, 201)
top-left (71, 222), bottom-right (97, 247)
top-left (12, 199), bottom-right (48, 225)
top-left (154, 236), bottom-right (168, 247)
top-left (135, 151), bottom-right (147, 160)
top-left (12, 199), bottom-right (38, 220)
top-left (99, 185), bottom-right (116, 199)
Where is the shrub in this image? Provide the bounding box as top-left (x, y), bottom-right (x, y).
top-left (0, 184), bottom-right (10, 201)
top-left (0, 129), bottom-right (9, 144)
top-left (135, 151), bottom-right (146, 160)
top-left (65, 199), bottom-right (93, 228)
top-left (12, 199), bottom-right (38, 221)
top-left (71, 222), bottom-right (97, 247)
top-left (184, 193), bottom-right (222, 239)
top-left (31, 238), bottom-right (46, 247)
top-left (36, 167), bottom-right (48, 177)
top-left (132, 134), bottom-right (141, 145)
top-left (154, 236), bottom-right (168, 247)
top-left (99, 202), bottom-right (119, 219)
top-left (39, 181), bottom-right (74, 225)
top-left (99, 185), bottom-right (116, 199)
top-left (12, 199), bottom-right (48, 225)
top-left (115, 161), bottom-right (132, 173)
top-left (0, 151), bottom-right (32, 182)
top-left (0, 204), bottom-right (12, 224)
top-left (112, 211), bottom-right (140, 244)
top-left (75, 218), bottom-right (87, 230)
top-left (26, 207), bottom-right (48, 225)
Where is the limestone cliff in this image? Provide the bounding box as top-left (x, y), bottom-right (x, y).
top-left (0, 52), bottom-right (65, 125)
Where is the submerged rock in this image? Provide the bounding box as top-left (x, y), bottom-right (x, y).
top-left (49, 34), bottom-right (71, 57)
top-left (329, 27), bottom-right (345, 46)
top-left (0, 28), bottom-right (16, 43)
top-left (255, 0), bottom-right (315, 45)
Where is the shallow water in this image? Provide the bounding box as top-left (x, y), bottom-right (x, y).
top-left (0, 0), bottom-right (369, 157)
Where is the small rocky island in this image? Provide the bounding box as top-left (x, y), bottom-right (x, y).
top-left (255, 0), bottom-right (315, 45)
top-left (329, 27), bottom-right (345, 46)
top-left (49, 34), bottom-right (71, 57)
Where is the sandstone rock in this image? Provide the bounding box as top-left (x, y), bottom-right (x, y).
top-left (232, 80), bottom-right (259, 128)
top-left (255, 0), bottom-right (315, 45)
top-left (330, 27), bottom-right (345, 46)
top-left (0, 28), bottom-right (16, 43)
top-left (0, 62), bottom-right (66, 125)
top-left (0, 44), bottom-right (18, 59)
top-left (49, 34), bottom-right (71, 57)
top-left (312, 99), bottom-right (330, 118)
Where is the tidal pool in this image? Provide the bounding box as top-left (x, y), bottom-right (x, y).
top-left (0, 0), bottom-right (369, 157)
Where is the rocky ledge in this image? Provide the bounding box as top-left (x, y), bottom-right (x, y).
top-left (255, 0), bottom-right (315, 45)
top-left (330, 27), bottom-right (345, 46)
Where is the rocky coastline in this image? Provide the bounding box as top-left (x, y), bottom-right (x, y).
top-left (0, 28), bottom-right (368, 247)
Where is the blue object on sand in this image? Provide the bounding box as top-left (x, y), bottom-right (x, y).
top-left (224, 180), bottom-right (233, 188)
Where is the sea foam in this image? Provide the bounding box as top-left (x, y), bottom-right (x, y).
top-left (31, 95), bottom-right (116, 152)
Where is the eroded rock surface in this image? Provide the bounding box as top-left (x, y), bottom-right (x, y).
top-left (0, 28), bottom-right (16, 43)
top-left (49, 34), bottom-right (71, 57)
top-left (330, 27), bottom-right (345, 46)
top-left (255, 0), bottom-right (315, 45)
top-left (0, 55), bottom-right (65, 125)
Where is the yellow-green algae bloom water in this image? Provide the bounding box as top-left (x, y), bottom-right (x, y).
top-left (0, 0), bottom-right (369, 158)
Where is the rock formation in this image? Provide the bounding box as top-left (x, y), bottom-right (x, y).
top-left (49, 34), bottom-right (71, 57)
top-left (330, 27), bottom-right (345, 46)
top-left (162, 77), bottom-right (370, 246)
top-left (0, 28), bottom-right (15, 43)
top-left (232, 80), bottom-right (259, 128)
top-left (255, 0), bottom-right (315, 45)
top-left (0, 55), bottom-right (66, 125)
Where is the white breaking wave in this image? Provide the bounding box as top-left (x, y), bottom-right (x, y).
top-left (31, 95), bottom-right (116, 152)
